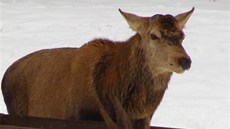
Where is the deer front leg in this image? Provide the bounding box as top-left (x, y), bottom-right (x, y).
top-left (132, 117), bottom-right (151, 129)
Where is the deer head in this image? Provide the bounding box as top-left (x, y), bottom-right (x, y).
top-left (119, 8), bottom-right (194, 74)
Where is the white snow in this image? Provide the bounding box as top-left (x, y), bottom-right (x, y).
top-left (0, 0), bottom-right (229, 129)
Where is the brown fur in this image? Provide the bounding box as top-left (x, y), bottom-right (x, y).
top-left (1, 8), bottom-right (194, 129)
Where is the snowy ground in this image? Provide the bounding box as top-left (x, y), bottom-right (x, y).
top-left (0, 0), bottom-right (229, 129)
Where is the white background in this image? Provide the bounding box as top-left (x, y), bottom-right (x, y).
top-left (0, 0), bottom-right (229, 129)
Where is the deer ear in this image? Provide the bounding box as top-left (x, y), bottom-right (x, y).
top-left (175, 7), bottom-right (195, 29)
top-left (119, 9), bottom-right (148, 32)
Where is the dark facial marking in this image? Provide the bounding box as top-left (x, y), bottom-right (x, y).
top-left (158, 14), bottom-right (185, 45)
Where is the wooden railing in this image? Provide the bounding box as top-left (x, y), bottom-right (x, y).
top-left (0, 113), bottom-right (181, 129)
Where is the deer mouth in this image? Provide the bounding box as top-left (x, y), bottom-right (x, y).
top-left (169, 57), bottom-right (191, 73)
top-left (169, 63), bottom-right (187, 74)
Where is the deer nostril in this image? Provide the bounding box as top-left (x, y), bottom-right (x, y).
top-left (178, 57), bottom-right (191, 70)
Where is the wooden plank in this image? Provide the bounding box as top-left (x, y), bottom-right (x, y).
top-left (0, 113), bottom-right (181, 129)
top-left (0, 113), bottom-right (104, 129)
top-left (0, 125), bottom-right (38, 129)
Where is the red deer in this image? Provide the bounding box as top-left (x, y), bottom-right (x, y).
top-left (1, 8), bottom-right (194, 129)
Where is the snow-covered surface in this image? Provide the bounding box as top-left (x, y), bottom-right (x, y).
top-left (0, 0), bottom-right (229, 129)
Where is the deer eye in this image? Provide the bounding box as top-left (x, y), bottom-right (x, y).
top-left (150, 33), bottom-right (159, 40)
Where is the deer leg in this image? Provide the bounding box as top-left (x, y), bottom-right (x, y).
top-left (132, 117), bottom-right (151, 129)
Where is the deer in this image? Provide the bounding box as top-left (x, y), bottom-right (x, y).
top-left (1, 8), bottom-right (194, 129)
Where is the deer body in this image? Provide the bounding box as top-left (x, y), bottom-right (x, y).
top-left (2, 8), bottom-right (194, 129)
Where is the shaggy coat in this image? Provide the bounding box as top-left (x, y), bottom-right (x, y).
top-left (2, 8), bottom-right (194, 129)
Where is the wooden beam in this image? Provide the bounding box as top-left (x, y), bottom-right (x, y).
top-left (0, 114), bottom-right (181, 129)
top-left (0, 125), bottom-right (38, 129)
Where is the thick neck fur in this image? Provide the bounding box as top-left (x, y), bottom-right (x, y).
top-left (93, 33), bottom-right (172, 119)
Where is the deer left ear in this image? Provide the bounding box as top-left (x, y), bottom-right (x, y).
top-left (175, 7), bottom-right (195, 29)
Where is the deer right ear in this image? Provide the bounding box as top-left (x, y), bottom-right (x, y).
top-left (119, 9), bottom-right (148, 32)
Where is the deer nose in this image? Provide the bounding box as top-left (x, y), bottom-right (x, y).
top-left (178, 57), bottom-right (191, 70)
